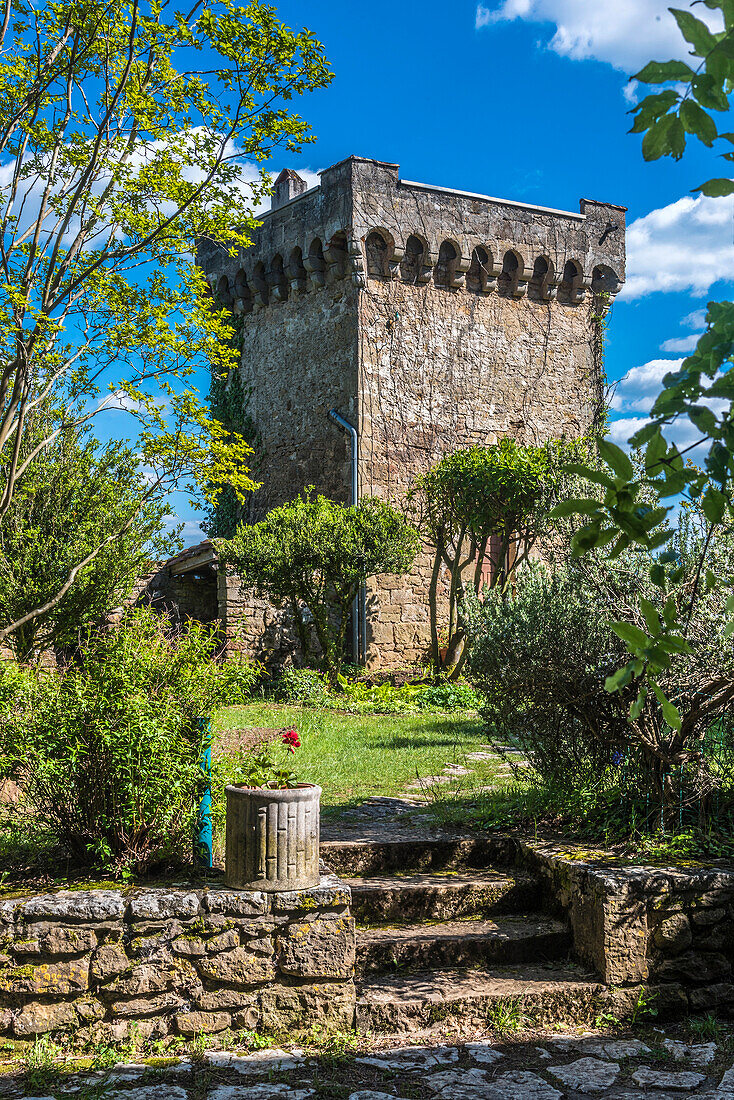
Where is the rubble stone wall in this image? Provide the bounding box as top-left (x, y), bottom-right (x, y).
top-left (0, 877), bottom-right (355, 1041)
top-left (197, 156), bottom-right (626, 669)
top-left (520, 840), bottom-right (734, 1017)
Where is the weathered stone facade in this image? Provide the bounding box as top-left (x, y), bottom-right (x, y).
top-left (0, 877), bottom-right (355, 1040)
top-left (196, 156), bottom-right (626, 668)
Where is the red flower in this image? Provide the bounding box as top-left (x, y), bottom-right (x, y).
top-left (282, 728), bottom-right (301, 753)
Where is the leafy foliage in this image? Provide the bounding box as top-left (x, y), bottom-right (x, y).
top-left (0, 608), bottom-right (241, 871)
top-left (219, 489), bottom-right (420, 683)
top-left (408, 439), bottom-right (571, 678)
top-left (232, 728), bottom-right (301, 789)
top-left (466, 561), bottom-right (631, 791)
top-left (558, 0), bottom-right (734, 813)
top-left (0, 0), bottom-right (332, 640)
top-left (274, 665), bottom-right (479, 714)
top-left (0, 423), bottom-right (174, 660)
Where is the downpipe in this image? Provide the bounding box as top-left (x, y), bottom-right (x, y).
top-left (328, 409), bottom-right (362, 665)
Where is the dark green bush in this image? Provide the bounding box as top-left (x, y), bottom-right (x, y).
top-left (466, 562), bottom-right (629, 791)
top-left (275, 667), bottom-right (331, 707)
top-left (0, 608), bottom-right (235, 872)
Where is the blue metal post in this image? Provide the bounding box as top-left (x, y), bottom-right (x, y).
top-left (195, 717), bottom-right (213, 869)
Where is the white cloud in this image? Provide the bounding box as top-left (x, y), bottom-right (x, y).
top-left (660, 333), bottom-right (701, 353)
top-left (683, 309), bottom-right (708, 329)
top-left (610, 358), bottom-right (682, 414)
top-left (622, 79), bottom-right (639, 105)
top-left (609, 414), bottom-right (709, 455)
top-left (622, 194), bottom-right (734, 299)
top-left (475, 0), bottom-right (722, 72)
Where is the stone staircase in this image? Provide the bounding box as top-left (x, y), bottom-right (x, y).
top-left (321, 829), bottom-right (604, 1033)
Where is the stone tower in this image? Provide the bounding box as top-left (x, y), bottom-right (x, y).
top-left (198, 155), bottom-right (626, 668)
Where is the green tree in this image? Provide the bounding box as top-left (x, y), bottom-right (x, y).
top-left (219, 489), bottom-right (420, 684)
top-left (0, 424), bottom-right (174, 661)
top-left (408, 439), bottom-right (566, 678)
top-left (0, 0), bottom-right (332, 642)
top-left (556, 0), bottom-right (734, 812)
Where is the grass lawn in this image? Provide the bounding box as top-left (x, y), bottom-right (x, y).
top-left (213, 701), bottom-right (490, 814)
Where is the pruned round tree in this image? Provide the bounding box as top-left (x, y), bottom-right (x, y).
top-left (219, 489), bottom-right (420, 683)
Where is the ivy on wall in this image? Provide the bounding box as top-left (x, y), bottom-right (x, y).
top-left (202, 312), bottom-right (263, 539)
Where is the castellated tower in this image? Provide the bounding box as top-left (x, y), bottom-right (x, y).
top-left (198, 155), bottom-right (626, 669)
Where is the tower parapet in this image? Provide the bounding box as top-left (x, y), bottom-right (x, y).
top-left (199, 156), bottom-right (625, 317)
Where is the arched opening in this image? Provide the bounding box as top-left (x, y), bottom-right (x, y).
top-left (252, 260), bottom-right (269, 306)
top-left (467, 246), bottom-right (490, 293)
top-left (306, 238), bottom-right (326, 287)
top-left (234, 269), bottom-right (253, 313)
top-left (559, 259), bottom-right (583, 303)
top-left (216, 274), bottom-right (234, 309)
top-left (287, 245), bottom-right (307, 291)
top-left (270, 253), bottom-right (289, 301)
top-left (400, 234), bottom-right (426, 284)
top-left (327, 230), bottom-right (349, 277)
top-left (591, 264), bottom-right (621, 296)
top-left (435, 240), bottom-right (458, 287)
top-left (365, 231), bottom-right (389, 277)
top-left (529, 256), bottom-right (553, 300)
top-left (498, 251), bottom-right (519, 296)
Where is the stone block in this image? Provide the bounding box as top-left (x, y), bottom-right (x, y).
top-left (101, 960), bottom-right (183, 996)
top-left (176, 1010), bottom-right (231, 1036)
top-left (91, 944), bottom-right (131, 981)
top-left (691, 907), bottom-right (727, 927)
top-left (196, 988), bottom-right (259, 1011)
top-left (204, 891), bottom-right (268, 917)
top-left (196, 946), bottom-right (275, 985)
top-left (656, 951), bottom-right (731, 984)
top-left (13, 1000), bottom-right (78, 1035)
top-left (128, 891), bottom-right (202, 921)
top-left (278, 916), bottom-right (355, 979)
top-left (21, 890), bottom-right (124, 922)
top-left (111, 992), bottom-right (185, 1017)
top-left (690, 982), bottom-right (734, 1009)
top-left (74, 998), bottom-right (106, 1022)
top-left (653, 913), bottom-right (692, 955)
top-left (0, 955), bottom-right (90, 994)
top-left (270, 875), bottom-right (351, 913)
top-left (12, 924), bottom-right (98, 957)
top-left (259, 980), bottom-right (356, 1032)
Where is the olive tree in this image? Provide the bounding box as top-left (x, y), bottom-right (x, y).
top-left (219, 489), bottom-right (420, 683)
top-left (408, 439), bottom-right (566, 678)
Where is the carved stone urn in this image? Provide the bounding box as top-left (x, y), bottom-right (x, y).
top-left (225, 783), bottom-right (321, 892)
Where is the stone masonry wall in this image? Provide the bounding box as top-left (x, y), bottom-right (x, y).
top-left (196, 156), bottom-right (626, 670)
top-left (0, 877), bottom-right (355, 1041)
top-left (519, 840), bottom-right (734, 1017)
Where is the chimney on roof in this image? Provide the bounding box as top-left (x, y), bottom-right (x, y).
top-left (272, 169), bottom-right (308, 210)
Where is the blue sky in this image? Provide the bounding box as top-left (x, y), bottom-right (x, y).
top-left (175, 0), bottom-right (734, 542)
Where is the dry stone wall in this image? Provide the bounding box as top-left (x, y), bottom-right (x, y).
top-left (520, 840), bottom-right (734, 1017)
top-left (0, 877), bottom-right (355, 1041)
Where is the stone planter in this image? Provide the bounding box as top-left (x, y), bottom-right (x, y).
top-left (225, 783), bottom-right (321, 891)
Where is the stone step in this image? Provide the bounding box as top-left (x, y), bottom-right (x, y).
top-left (356, 915), bottom-right (571, 977)
top-left (320, 834), bottom-right (517, 877)
top-left (348, 870), bottom-right (542, 923)
top-left (356, 963), bottom-right (604, 1032)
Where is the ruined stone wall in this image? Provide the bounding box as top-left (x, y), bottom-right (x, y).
top-left (0, 878), bottom-right (355, 1041)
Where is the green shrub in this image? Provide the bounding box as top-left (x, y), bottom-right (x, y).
top-left (0, 608), bottom-right (234, 872)
top-left (466, 562), bottom-right (629, 791)
top-left (276, 667), bottom-right (332, 707)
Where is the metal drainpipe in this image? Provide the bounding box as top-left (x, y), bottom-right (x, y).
top-left (328, 409), bottom-right (361, 664)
